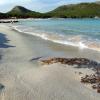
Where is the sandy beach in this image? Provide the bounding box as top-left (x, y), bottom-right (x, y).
top-left (0, 24), bottom-right (100, 100)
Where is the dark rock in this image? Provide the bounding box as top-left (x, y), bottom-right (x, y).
top-left (0, 20), bottom-right (18, 23)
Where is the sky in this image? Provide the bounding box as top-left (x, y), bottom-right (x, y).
top-left (0, 0), bottom-right (98, 13)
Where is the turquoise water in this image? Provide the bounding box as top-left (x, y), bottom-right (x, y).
top-left (13, 18), bottom-right (100, 51)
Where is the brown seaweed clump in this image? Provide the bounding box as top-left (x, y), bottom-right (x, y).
top-left (40, 57), bottom-right (100, 93)
top-left (81, 68), bottom-right (100, 93)
top-left (40, 58), bottom-right (92, 65)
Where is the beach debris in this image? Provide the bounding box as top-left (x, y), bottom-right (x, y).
top-left (30, 56), bottom-right (43, 61)
top-left (81, 67), bottom-right (100, 93)
top-left (0, 20), bottom-right (18, 23)
top-left (81, 74), bottom-right (98, 84)
top-left (40, 57), bottom-right (100, 93)
top-left (40, 57), bottom-right (98, 67)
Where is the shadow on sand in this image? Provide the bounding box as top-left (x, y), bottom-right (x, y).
top-left (0, 33), bottom-right (15, 61)
top-left (0, 55), bottom-right (2, 60)
top-left (0, 33), bottom-right (15, 48)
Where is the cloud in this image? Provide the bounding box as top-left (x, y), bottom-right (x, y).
top-left (0, 0), bottom-right (31, 5)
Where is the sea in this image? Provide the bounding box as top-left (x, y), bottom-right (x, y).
top-left (12, 18), bottom-right (100, 52)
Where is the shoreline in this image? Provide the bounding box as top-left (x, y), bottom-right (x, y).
top-left (0, 24), bottom-right (100, 100)
top-left (11, 23), bottom-right (100, 62)
top-left (11, 19), bottom-right (100, 53)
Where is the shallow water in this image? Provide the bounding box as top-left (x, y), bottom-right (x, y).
top-left (12, 18), bottom-right (100, 51)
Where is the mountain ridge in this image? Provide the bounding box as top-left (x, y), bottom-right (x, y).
top-left (47, 2), bottom-right (100, 18)
top-left (8, 6), bottom-right (32, 14)
top-left (0, 2), bottom-right (100, 19)
top-left (6, 6), bottom-right (43, 18)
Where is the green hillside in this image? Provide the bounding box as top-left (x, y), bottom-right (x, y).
top-left (0, 2), bottom-right (100, 19)
top-left (0, 13), bottom-right (6, 19)
top-left (9, 6), bottom-right (32, 14)
top-left (46, 3), bottom-right (100, 18)
top-left (6, 6), bottom-right (43, 18)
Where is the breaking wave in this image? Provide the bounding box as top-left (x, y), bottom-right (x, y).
top-left (12, 25), bottom-right (100, 52)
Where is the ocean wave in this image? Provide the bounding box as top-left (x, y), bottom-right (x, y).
top-left (11, 25), bottom-right (100, 52)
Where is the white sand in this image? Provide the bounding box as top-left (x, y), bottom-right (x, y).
top-left (0, 24), bottom-right (100, 100)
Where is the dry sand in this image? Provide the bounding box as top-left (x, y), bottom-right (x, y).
top-left (0, 24), bottom-right (100, 100)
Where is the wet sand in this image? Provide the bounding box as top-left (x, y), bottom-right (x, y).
top-left (0, 24), bottom-right (100, 100)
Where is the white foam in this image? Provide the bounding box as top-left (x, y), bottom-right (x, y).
top-left (79, 42), bottom-right (87, 49)
top-left (12, 25), bottom-right (100, 52)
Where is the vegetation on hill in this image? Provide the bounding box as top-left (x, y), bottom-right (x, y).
top-left (6, 6), bottom-right (43, 18)
top-left (0, 2), bottom-right (100, 19)
top-left (47, 3), bottom-right (100, 18)
top-left (0, 13), bottom-right (6, 19)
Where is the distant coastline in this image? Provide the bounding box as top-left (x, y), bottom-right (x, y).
top-left (0, 2), bottom-right (100, 19)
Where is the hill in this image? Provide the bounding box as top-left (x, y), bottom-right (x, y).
top-left (0, 2), bottom-right (100, 19)
top-left (8, 6), bottom-right (33, 14)
top-left (46, 3), bottom-right (100, 18)
top-left (0, 12), bottom-right (6, 19)
top-left (6, 6), bottom-right (43, 18)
